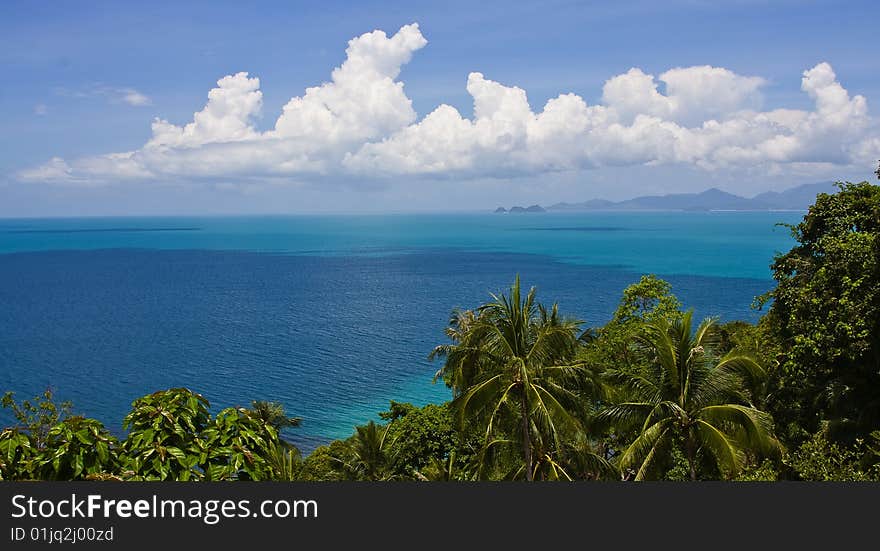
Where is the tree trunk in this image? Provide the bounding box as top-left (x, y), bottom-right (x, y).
top-left (686, 433), bottom-right (697, 482)
top-left (520, 389), bottom-right (533, 481)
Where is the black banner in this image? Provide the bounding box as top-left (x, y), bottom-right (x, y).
top-left (0, 482), bottom-right (875, 547)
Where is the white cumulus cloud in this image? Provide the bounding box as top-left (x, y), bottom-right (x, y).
top-left (147, 72), bottom-right (263, 148)
top-left (18, 23), bottom-right (880, 187)
top-left (347, 60), bottom-right (876, 176)
top-left (601, 66), bottom-right (765, 126)
top-left (273, 22), bottom-right (426, 144)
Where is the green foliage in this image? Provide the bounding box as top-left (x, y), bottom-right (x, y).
top-left (415, 451), bottom-right (476, 481)
top-left (118, 389), bottom-right (302, 481)
top-left (437, 275), bottom-right (589, 480)
top-left (599, 311), bottom-right (781, 480)
top-left (716, 320), bottom-right (778, 365)
top-left (786, 431), bottom-right (878, 481)
top-left (869, 430), bottom-right (880, 460)
top-left (339, 420), bottom-right (398, 480)
top-left (299, 440), bottom-right (351, 481)
top-left (121, 388), bottom-right (211, 480)
top-left (2, 389), bottom-right (72, 448)
top-left (429, 308), bottom-right (485, 393)
top-left (202, 407), bottom-right (279, 480)
top-left (580, 275), bottom-right (683, 375)
top-left (5, 179), bottom-right (880, 484)
top-left (296, 422), bottom-right (400, 481)
top-left (549, 432), bottom-right (619, 481)
top-left (0, 428), bottom-right (35, 480)
top-left (733, 459), bottom-right (780, 482)
top-left (35, 416), bottom-right (120, 480)
top-left (765, 181), bottom-right (880, 443)
top-left (715, 319), bottom-right (781, 409)
top-left (262, 440), bottom-right (305, 481)
top-left (0, 391), bottom-right (120, 481)
top-left (611, 274), bottom-right (683, 326)
top-left (379, 401), bottom-right (467, 476)
top-left (248, 400), bottom-right (302, 430)
top-left (1, 388), bottom-right (305, 481)
top-left (1, 390), bottom-right (84, 481)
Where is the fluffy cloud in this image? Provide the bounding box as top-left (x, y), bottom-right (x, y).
top-left (602, 66), bottom-right (765, 126)
top-left (18, 23), bottom-right (879, 186)
top-left (273, 22), bottom-right (426, 144)
top-left (347, 60), bottom-right (876, 176)
top-left (147, 72), bottom-right (263, 148)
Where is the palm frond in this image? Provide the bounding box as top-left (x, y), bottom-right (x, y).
top-left (693, 419), bottom-right (743, 478)
top-left (618, 418), bottom-right (674, 480)
top-left (713, 352), bottom-right (767, 402)
top-left (698, 404), bottom-right (782, 457)
top-left (450, 373), bottom-right (506, 427)
top-left (529, 383), bottom-right (583, 445)
top-left (595, 402), bottom-right (656, 433)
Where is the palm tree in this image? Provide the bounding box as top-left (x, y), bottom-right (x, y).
top-left (263, 440), bottom-right (304, 481)
top-left (600, 311), bottom-right (781, 480)
top-left (249, 401), bottom-right (302, 430)
top-left (413, 451), bottom-right (477, 481)
top-left (440, 275), bottom-right (587, 481)
top-left (429, 308), bottom-right (484, 394)
top-left (335, 421), bottom-right (397, 481)
top-left (248, 400), bottom-right (302, 456)
top-left (540, 431), bottom-right (619, 481)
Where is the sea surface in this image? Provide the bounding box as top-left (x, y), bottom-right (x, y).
top-left (0, 211), bottom-right (803, 451)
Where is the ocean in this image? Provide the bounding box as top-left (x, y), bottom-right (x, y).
top-left (0, 211), bottom-right (803, 451)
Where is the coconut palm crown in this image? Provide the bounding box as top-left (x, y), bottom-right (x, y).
top-left (435, 275), bottom-right (591, 480)
top-left (600, 311), bottom-right (781, 480)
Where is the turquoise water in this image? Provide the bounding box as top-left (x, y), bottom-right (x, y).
top-left (0, 211), bottom-right (803, 450)
top-left (0, 211), bottom-right (801, 277)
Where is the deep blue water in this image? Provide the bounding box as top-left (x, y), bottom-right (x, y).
top-left (0, 212), bottom-right (803, 451)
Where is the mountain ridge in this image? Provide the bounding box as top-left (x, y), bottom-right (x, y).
top-left (495, 182), bottom-right (837, 213)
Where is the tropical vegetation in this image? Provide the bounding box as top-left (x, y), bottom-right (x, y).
top-left (2, 179), bottom-right (879, 481)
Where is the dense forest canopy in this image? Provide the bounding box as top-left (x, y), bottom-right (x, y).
top-left (2, 180), bottom-right (880, 481)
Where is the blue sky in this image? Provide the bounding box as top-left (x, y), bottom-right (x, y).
top-left (1, 0), bottom-right (878, 216)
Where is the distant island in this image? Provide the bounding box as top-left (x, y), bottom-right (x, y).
top-left (495, 204), bottom-right (546, 213)
top-left (494, 182), bottom-right (837, 213)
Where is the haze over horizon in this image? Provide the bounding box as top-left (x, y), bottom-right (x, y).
top-left (2, 0), bottom-right (878, 217)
